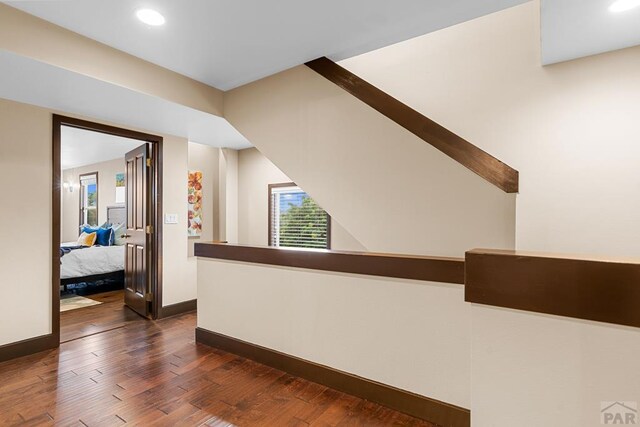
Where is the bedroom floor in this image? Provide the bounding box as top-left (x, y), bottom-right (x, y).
top-left (61, 290), bottom-right (142, 343)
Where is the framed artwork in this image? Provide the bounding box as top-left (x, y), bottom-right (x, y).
top-left (115, 172), bottom-right (125, 203)
top-left (188, 170), bottom-right (203, 236)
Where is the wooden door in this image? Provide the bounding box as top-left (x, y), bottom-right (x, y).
top-left (124, 144), bottom-right (150, 317)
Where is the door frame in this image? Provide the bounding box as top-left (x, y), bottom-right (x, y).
top-left (52, 114), bottom-right (164, 342)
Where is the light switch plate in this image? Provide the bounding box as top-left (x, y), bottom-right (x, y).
top-left (164, 213), bottom-right (178, 224)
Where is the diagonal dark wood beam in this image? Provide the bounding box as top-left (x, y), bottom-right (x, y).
top-left (305, 57), bottom-right (519, 193)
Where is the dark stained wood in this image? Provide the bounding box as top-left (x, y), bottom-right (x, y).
top-left (195, 242), bottom-right (465, 284)
top-left (305, 57), bottom-right (519, 193)
top-left (0, 312), bottom-right (434, 427)
top-left (52, 115), bottom-right (62, 345)
top-left (197, 327), bottom-right (470, 427)
top-left (0, 334), bottom-right (58, 364)
top-left (159, 299), bottom-right (197, 319)
top-left (124, 143), bottom-right (150, 317)
top-left (52, 114), bottom-right (164, 352)
top-left (465, 248), bottom-right (640, 328)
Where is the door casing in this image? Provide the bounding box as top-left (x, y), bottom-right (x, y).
top-left (52, 114), bottom-right (163, 343)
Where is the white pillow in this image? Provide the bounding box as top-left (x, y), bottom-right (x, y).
top-left (112, 223), bottom-right (127, 246)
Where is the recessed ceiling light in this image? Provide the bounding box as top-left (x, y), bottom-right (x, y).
top-left (136, 8), bottom-right (165, 26)
top-left (609, 0), bottom-right (640, 12)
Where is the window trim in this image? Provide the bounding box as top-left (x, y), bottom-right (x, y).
top-left (78, 171), bottom-right (99, 228)
top-left (268, 182), bottom-right (331, 249)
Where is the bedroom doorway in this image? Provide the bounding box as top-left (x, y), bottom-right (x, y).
top-left (53, 115), bottom-right (163, 343)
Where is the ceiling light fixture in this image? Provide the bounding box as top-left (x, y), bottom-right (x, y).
top-left (609, 0), bottom-right (640, 12)
top-left (136, 8), bottom-right (166, 26)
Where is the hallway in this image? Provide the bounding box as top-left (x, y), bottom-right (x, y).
top-left (0, 311), bottom-right (432, 426)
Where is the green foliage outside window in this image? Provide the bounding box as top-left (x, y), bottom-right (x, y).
top-left (278, 196), bottom-right (328, 248)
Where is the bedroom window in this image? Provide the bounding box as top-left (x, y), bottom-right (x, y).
top-left (79, 172), bottom-right (98, 227)
top-left (268, 183), bottom-right (330, 249)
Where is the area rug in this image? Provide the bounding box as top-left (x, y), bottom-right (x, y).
top-left (60, 294), bottom-right (103, 312)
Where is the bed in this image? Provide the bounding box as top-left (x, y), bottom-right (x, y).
top-left (60, 205), bottom-right (126, 292)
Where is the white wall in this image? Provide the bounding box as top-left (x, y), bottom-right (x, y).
top-left (339, 1), bottom-right (640, 258)
top-left (332, 3), bottom-right (640, 425)
top-left (61, 157), bottom-right (125, 242)
top-left (224, 61), bottom-right (516, 259)
top-left (237, 147), bottom-right (366, 251)
top-left (198, 258), bottom-right (471, 409)
top-left (0, 98), bottom-right (52, 346)
top-left (187, 142), bottom-right (220, 256)
top-left (161, 135), bottom-right (197, 307)
top-left (219, 148), bottom-right (239, 244)
top-left (471, 305), bottom-right (640, 427)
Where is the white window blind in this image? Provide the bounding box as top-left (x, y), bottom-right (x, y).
top-left (269, 185), bottom-right (329, 249)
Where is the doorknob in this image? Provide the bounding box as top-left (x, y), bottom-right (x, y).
top-left (122, 234), bottom-right (131, 239)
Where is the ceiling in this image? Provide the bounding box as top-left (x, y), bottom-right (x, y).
top-left (5, 0), bottom-right (528, 90)
top-left (62, 126), bottom-right (142, 169)
top-left (0, 50), bottom-right (251, 149)
top-left (542, 0), bottom-right (640, 64)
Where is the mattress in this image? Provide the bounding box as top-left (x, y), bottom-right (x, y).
top-left (60, 243), bottom-right (125, 280)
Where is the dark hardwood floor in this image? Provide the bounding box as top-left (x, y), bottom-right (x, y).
top-left (61, 290), bottom-right (140, 343)
top-left (1, 307), bottom-right (435, 426)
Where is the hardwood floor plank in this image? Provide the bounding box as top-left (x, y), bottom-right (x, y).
top-left (0, 308), bottom-right (435, 427)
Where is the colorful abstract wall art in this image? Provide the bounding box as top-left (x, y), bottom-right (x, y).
top-left (188, 170), bottom-right (203, 236)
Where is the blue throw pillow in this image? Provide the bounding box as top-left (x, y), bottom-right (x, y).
top-left (100, 222), bottom-right (115, 245)
top-left (81, 226), bottom-right (113, 246)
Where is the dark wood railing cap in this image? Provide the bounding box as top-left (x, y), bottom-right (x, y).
top-left (466, 248), bottom-right (640, 329)
top-left (195, 242), bottom-right (465, 285)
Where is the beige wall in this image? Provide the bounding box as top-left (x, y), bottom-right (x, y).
top-left (188, 142), bottom-right (220, 256)
top-left (224, 62), bottom-right (516, 258)
top-left (0, 98), bottom-right (52, 346)
top-left (198, 258), bottom-right (470, 408)
top-left (339, 1), bottom-right (640, 258)
top-left (0, 96), bottom-right (196, 346)
top-left (61, 158), bottom-right (125, 243)
top-left (471, 305), bottom-right (640, 427)
top-left (161, 135), bottom-right (196, 307)
top-left (238, 147), bottom-right (365, 250)
top-left (332, 3), bottom-right (640, 425)
top-left (219, 148), bottom-right (239, 244)
top-left (0, 3), bottom-right (223, 117)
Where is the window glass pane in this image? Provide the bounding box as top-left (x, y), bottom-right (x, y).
top-left (80, 173), bottom-right (98, 227)
top-left (86, 209), bottom-right (98, 227)
top-left (270, 185), bottom-right (329, 249)
top-left (86, 183), bottom-right (97, 207)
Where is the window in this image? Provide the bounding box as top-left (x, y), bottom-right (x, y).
top-left (269, 183), bottom-right (330, 249)
top-left (79, 172), bottom-right (98, 227)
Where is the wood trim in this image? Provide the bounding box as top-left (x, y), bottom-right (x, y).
top-left (465, 249), bottom-right (640, 328)
top-left (158, 299), bottom-right (197, 319)
top-left (52, 116), bottom-right (62, 343)
top-left (305, 57), bottom-right (519, 194)
top-left (0, 334), bottom-right (58, 363)
top-left (267, 181), bottom-right (332, 250)
top-left (51, 114), bottom-right (164, 360)
top-left (196, 327), bottom-right (470, 427)
top-left (152, 134), bottom-right (164, 322)
top-left (78, 171), bottom-right (98, 228)
top-left (195, 242), bottom-right (465, 284)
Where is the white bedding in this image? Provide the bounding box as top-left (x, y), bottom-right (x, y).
top-left (60, 243), bottom-right (125, 279)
